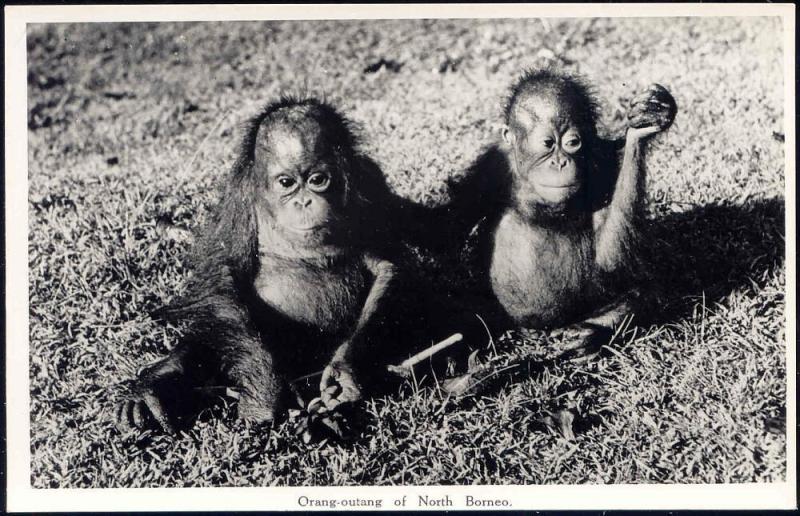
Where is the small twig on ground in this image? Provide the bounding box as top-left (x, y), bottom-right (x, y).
top-left (386, 333), bottom-right (464, 377)
top-left (474, 313), bottom-right (496, 355)
top-left (291, 370), bottom-right (324, 384)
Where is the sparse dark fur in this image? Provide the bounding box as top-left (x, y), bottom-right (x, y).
top-left (503, 69), bottom-right (600, 139)
top-left (421, 68), bottom-right (676, 358)
top-left (115, 97), bottom-right (433, 432)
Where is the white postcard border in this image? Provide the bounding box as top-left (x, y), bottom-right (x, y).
top-left (5, 3), bottom-right (796, 512)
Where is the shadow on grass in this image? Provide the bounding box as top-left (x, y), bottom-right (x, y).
top-left (641, 196), bottom-right (785, 324)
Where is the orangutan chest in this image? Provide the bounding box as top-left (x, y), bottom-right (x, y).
top-left (254, 257), bottom-right (370, 334)
top-left (489, 212), bottom-right (594, 327)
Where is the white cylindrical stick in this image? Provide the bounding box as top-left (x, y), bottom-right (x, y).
top-left (387, 333), bottom-right (464, 375)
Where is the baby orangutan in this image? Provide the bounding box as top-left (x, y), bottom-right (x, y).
top-left (115, 97), bottom-right (420, 432)
top-left (440, 69), bottom-right (677, 359)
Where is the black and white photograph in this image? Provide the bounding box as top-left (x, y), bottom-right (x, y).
top-left (5, 3), bottom-right (796, 511)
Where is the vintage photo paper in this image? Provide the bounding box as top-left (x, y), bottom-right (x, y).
top-left (5, 3), bottom-right (796, 512)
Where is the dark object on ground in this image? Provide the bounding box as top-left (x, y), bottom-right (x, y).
top-left (363, 58), bottom-right (403, 74)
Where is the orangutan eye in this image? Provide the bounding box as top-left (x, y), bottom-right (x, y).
top-left (564, 137), bottom-right (582, 151)
top-left (276, 176), bottom-right (297, 190)
top-left (307, 172), bottom-right (330, 191)
top-left (542, 138), bottom-right (555, 149)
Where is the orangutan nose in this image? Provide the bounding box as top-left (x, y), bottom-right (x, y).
top-left (551, 154), bottom-right (568, 170)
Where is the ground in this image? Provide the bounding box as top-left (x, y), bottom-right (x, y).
top-left (26, 17), bottom-right (786, 487)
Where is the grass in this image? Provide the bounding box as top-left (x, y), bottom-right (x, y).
top-left (27, 17), bottom-right (786, 487)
